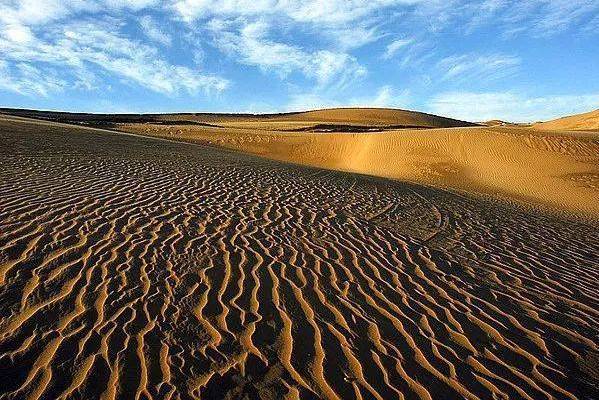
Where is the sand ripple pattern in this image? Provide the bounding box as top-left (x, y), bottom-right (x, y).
top-left (1, 121), bottom-right (598, 400)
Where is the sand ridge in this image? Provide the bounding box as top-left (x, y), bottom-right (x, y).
top-left (0, 107), bottom-right (478, 129)
top-left (534, 109), bottom-right (599, 131)
top-left (0, 117), bottom-right (598, 399)
top-left (113, 122), bottom-right (599, 218)
top-left (9, 107), bottom-right (593, 217)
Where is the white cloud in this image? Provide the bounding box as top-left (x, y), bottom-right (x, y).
top-left (286, 85), bottom-right (411, 111)
top-left (396, 41), bottom-right (436, 68)
top-left (1, 0), bottom-right (597, 108)
top-left (209, 19), bottom-right (366, 86)
top-left (0, 20), bottom-right (228, 96)
top-left (383, 38), bottom-right (413, 59)
top-left (0, 0), bottom-right (70, 26)
top-left (428, 92), bottom-right (599, 122)
top-left (105, 0), bottom-right (160, 10)
top-left (500, 0), bottom-right (599, 36)
top-left (0, 0), bottom-right (159, 26)
top-left (0, 61), bottom-right (67, 96)
top-left (320, 25), bottom-right (383, 50)
top-left (3, 24), bottom-right (34, 43)
top-left (0, 1), bottom-right (210, 98)
top-left (173, 0), bottom-right (414, 52)
top-left (172, 0), bottom-right (411, 24)
top-left (139, 15), bottom-right (172, 45)
top-left (310, 51), bottom-right (367, 87)
top-left (378, 86), bottom-right (410, 107)
top-left (437, 53), bottom-right (521, 82)
top-left (0, 0), bottom-right (158, 29)
top-left (412, 0), bottom-right (599, 36)
top-left (170, 0), bottom-right (599, 36)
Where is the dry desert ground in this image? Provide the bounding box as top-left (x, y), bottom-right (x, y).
top-left (0, 109), bottom-right (598, 399)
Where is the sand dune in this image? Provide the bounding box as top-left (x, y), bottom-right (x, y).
top-left (10, 106), bottom-right (589, 216)
top-left (111, 122), bottom-right (599, 218)
top-left (0, 116), bottom-right (598, 399)
top-left (481, 120), bottom-right (528, 127)
top-left (534, 109), bottom-right (599, 131)
top-left (260, 108), bottom-right (479, 128)
top-left (0, 107), bottom-right (477, 130)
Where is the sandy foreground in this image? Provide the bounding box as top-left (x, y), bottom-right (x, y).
top-left (1, 115), bottom-right (598, 399)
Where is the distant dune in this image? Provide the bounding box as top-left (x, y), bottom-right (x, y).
top-left (2, 108), bottom-right (598, 217)
top-left (0, 107), bottom-right (478, 130)
top-left (482, 120), bottom-right (508, 126)
top-left (111, 120), bottom-right (599, 218)
top-left (534, 109), bottom-right (599, 131)
top-left (481, 120), bottom-right (528, 127)
top-left (264, 108), bottom-right (479, 128)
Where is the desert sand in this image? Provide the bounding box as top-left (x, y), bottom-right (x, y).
top-left (106, 110), bottom-right (599, 218)
top-left (0, 111), bottom-right (598, 399)
top-left (0, 107), bottom-right (478, 129)
top-left (4, 108), bottom-right (597, 217)
top-left (534, 109), bottom-right (599, 131)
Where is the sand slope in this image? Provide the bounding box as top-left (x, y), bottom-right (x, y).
top-left (0, 107), bottom-right (478, 130)
top-left (0, 117), bottom-right (598, 399)
top-left (11, 106), bottom-right (588, 217)
top-left (534, 109), bottom-right (599, 131)
top-left (114, 122), bottom-right (599, 218)
top-left (482, 120), bottom-right (528, 127)
top-left (263, 108), bottom-right (479, 128)
top-left (6, 108), bottom-right (594, 215)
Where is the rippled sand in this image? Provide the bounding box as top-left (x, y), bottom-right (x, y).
top-left (120, 123), bottom-right (599, 217)
top-left (1, 116), bottom-right (598, 399)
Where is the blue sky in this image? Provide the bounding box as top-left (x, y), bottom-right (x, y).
top-left (1, 0), bottom-right (598, 121)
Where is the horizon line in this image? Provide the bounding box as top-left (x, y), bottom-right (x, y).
top-left (2, 105), bottom-right (596, 124)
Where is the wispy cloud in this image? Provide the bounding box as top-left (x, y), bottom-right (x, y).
top-left (0, 1), bottom-right (228, 98)
top-left (499, 0), bottom-right (599, 37)
top-left (0, 0), bottom-right (597, 113)
top-left (286, 85), bottom-right (411, 111)
top-left (0, 0), bottom-right (160, 28)
top-left (173, 1), bottom-right (404, 52)
top-left (0, 60), bottom-right (66, 96)
top-left (208, 19), bottom-right (366, 87)
top-left (321, 25), bottom-right (384, 50)
top-left (139, 15), bottom-right (171, 46)
top-left (173, 0), bottom-right (598, 73)
top-left (357, 85), bottom-right (411, 108)
top-left (437, 53), bottom-right (521, 82)
top-left (0, 19), bottom-right (228, 97)
top-left (428, 91), bottom-right (599, 122)
top-left (172, 0), bottom-right (407, 25)
top-left (412, 0), bottom-right (599, 36)
top-left (3, 24), bottom-right (35, 43)
top-left (383, 38), bottom-right (414, 59)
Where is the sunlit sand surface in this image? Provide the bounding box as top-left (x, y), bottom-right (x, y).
top-left (0, 113), bottom-right (598, 399)
top-left (534, 109), bottom-right (599, 132)
top-left (111, 111), bottom-right (599, 218)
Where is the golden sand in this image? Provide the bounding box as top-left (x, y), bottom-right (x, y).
top-left (0, 113), bottom-right (598, 399)
top-left (117, 120), bottom-right (599, 218)
top-left (534, 109), bottom-right (599, 131)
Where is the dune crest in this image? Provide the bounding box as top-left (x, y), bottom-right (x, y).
top-left (534, 109), bottom-right (599, 131)
top-left (114, 123), bottom-right (599, 218)
top-left (6, 107), bottom-right (592, 217)
top-left (261, 108), bottom-right (479, 128)
top-left (0, 107), bottom-right (477, 129)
